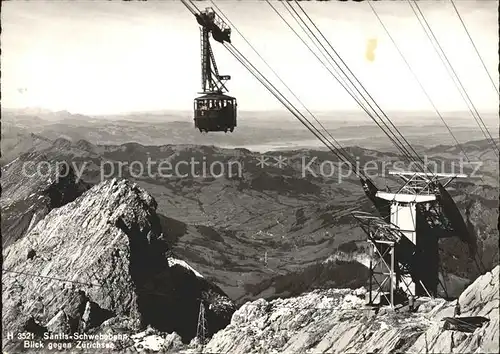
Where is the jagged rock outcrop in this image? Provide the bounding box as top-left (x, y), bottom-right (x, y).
top-left (203, 266), bottom-right (499, 353)
top-left (75, 139), bottom-right (98, 153)
top-left (1, 152), bottom-right (91, 247)
top-left (0, 129), bottom-right (52, 164)
top-left (2, 178), bottom-right (235, 352)
top-left (130, 326), bottom-right (184, 352)
top-left (52, 137), bottom-right (73, 149)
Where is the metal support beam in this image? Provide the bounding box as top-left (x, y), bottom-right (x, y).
top-left (367, 238), bottom-right (399, 308)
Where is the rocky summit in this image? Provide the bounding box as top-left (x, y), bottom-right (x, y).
top-left (202, 266), bottom-right (499, 354)
top-left (2, 178), bottom-right (235, 351)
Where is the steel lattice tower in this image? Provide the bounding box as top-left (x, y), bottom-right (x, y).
top-left (196, 299), bottom-right (207, 351)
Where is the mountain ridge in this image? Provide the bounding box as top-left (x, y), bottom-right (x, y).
top-left (2, 178), bottom-right (236, 351)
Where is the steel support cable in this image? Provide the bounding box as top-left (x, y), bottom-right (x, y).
top-left (292, 0), bottom-right (428, 168)
top-left (473, 248), bottom-right (486, 275)
top-left (273, 1), bottom-right (370, 112)
top-left (291, 0), bottom-right (427, 171)
top-left (409, 0), bottom-right (499, 156)
top-left (210, 0), bottom-right (360, 170)
top-left (181, 0), bottom-right (198, 16)
top-left (380, 0), bottom-right (490, 272)
top-left (368, 1), bottom-right (474, 167)
top-left (188, 0), bottom-right (201, 13)
top-left (277, 0), bottom-right (415, 167)
top-left (6, 268), bottom-right (414, 312)
top-left (274, 1), bottom-right (441, 218)
top-left (286, 13), bottom-right (445, 205)
top-left (225, 43), bottom-right (367, 180)
top-left (368, 1), bottom-right (487, 187)
top-left (286, 0), bottom-right (449, 219)
top-left (225, 42), bottom-right (355, 173)
top-left (276, 0), bottom-right (406, 166)
top-left (450, 0), bottom-right (499, 97)
top-left (410, 0), bottom-right (497, 152)
top-left (270, 1), bottom-right (423, 192)
top-left (227, 43), bottom-right (357, 173)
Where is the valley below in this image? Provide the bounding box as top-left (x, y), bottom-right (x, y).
top-left (1, 109), bottom-right (498, 352)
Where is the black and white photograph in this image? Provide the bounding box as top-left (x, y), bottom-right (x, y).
top-left (1, 0), bottom-right (499, 352)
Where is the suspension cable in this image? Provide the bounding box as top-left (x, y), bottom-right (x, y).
top-left (273, 2), bottom-right (368, 111)
top-left (226, 44), bottom-right (357, 173)
top-left (450, 0), bottom-right (499, 96)
top-left (225, 42), bottom-right (367, 180)
top-left (275, 0), bottom-right (403, 162)
top-left (271, 3), bottom-right (459, 237)
top-left (272, 0), bottom-right (453, 222)
top-left (210, 0), bottom-right (359, 170)
top-left (272, 0), bottom-right (417, 172)
top-left (290, 0), bottom-right (428, 171)
top-left (367, 1), bottom-right (476, 168)
top-left (409, 0), bottom-right (499, 157)
top-left (286, 0), bottom-right (453, 189)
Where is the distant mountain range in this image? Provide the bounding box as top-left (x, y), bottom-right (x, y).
top-left (2, 108), bottom-right (499, 157)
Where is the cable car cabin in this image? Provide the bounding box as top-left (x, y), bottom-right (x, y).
top-left (194, 94), bottom-right (237, 133)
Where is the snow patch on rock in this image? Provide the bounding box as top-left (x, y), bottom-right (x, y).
top-left (168, 257), bottom-right (204, 278)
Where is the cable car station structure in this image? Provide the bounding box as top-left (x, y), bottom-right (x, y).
top-left (354, 171), bottom-right (467, 307)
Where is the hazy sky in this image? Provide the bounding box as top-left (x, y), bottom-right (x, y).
top-left (2, 0), bottom-right (499, 115)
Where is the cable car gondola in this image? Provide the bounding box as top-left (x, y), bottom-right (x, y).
top-left (193, 7), bottom-right (237, 133)
top-left (194, 93), bottom-right (236, 133)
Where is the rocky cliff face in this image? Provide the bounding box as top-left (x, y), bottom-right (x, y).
top-left (1, 150), bottom-right (92, 247)
top-left (203, 266), bottom-right (499, 354)
top-left (2, 178), bottom-right (235, 351)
